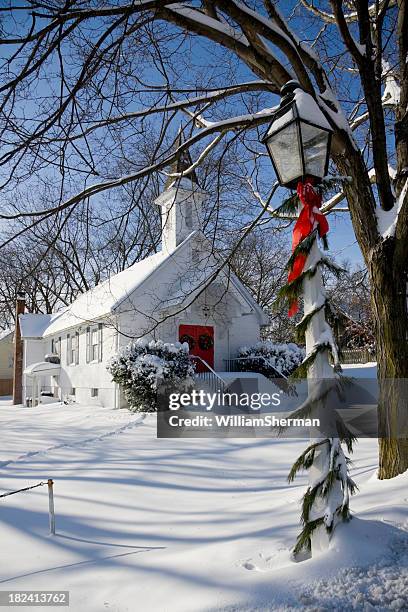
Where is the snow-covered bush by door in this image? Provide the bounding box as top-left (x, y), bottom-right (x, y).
top-left (237, 341), bottom-right (305, 378)
top-left (107, 339), bottom-right (195, 412)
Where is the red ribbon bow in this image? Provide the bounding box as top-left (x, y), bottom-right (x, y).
top-left (287, 178), bottom-right (329, 317)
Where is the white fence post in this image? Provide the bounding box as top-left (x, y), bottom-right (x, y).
top-left (47, 479), bottom-right (56, 535)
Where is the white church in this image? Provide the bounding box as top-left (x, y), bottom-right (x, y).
top-left (17, 140), bottom-right (268, 408)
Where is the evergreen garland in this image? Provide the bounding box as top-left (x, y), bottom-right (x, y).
top-left (286, 229), bottom-right (321, 271)
top-left (295, 301), bottom-right (327, 343)
top-left (320, 176), bottom-right (351, 192)
top-left (275, 176), bottom-right (348, 220)
top-left (276, 265), bottom-right (318, 308)
top-left (273, 191), bottom-right (299, 217)
top-left (288, 441), bottom-right (326, 482)
top-left (279, 378), bottom-right (357, 451)
top-left (290, 342), bottom-right (332, 379)
top-left (320, 256), bottom-right (344, 277)
top-left (277, 256), bottom-right (342, 314)
top-left (277, 180), bottom-right (356, 559)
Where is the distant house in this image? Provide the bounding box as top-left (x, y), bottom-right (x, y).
top-left (17, 139), bottom-right (268, 407)
top-left (328, 306), bottom-right (375, 352)
top-left (0, 329), bottom-right (13, 396)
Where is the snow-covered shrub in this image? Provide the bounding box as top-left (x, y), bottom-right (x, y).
top-left (107, 339), bottom-right (195, 412)
top-left (237, 341), bottom-right (305, 378)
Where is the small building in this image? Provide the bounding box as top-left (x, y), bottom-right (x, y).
top-left (16, 140), bottom-right (268, 407)
top-left (0, 329), bottom-right (14, 396)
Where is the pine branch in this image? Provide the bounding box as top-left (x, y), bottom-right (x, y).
top-left (287, 441), bottom-right (326, 483)
top-left (293, 516), bottom-right (325, 555)
top-left (289, 429), bottom-right (357, 558)
top-left (346, 476), bottom-right (359, 496)
top-left (340, 504), bottom-right (351, 521)
top-left (296, 301), bottom-right (327, 343)
top-left (290, 342), bottom-right (331, 379)
top-left (286, 229), bottom-right (318, 272)
top-left (292, 474), bottom-right (357, 556)
top-left (274, 192), bottom-right (299, 216)
top-left (320, 256), bottom-right (345, 277)
top-left (277, 257), bottom-right (342, 313)
top-left (301, 484), bottom-right (321, 523)
top-left (275, 265), bottom-right (318, 309)
top-left (322, 466), bottom-right (337, 497)
top-left (335, 417), bottom-right (357, 452)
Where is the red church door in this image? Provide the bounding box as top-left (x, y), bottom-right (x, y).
top-left (179, 324), bottom-right (214, 373)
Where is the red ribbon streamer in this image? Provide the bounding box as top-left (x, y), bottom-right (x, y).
top-left (287, 178), bottom-right (329, 317)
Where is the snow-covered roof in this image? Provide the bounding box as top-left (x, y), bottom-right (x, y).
top-left (0, 328), bottom-right (13, 342)
top-left (160, 236), bottom-right (269, 325)
top-left (26, 234), bottom-right (201, 337)
top-left (24, 361), bottom-right (61, 376)
top-left (19, 229), bottom-right (268, 339)
top-left (42, 249), bottom-right (166, 337)
top-left (19, 314), bottom-right (57, 339)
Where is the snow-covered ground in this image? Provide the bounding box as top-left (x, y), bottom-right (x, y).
top-left (0, 379), bottom-right (407, 611)
top-left (340, 362), bottom-right (378, 378)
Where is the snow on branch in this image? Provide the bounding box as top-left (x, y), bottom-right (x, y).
top-left (321, 191), bottom-right (347, 215)
top-left (0, 106), bottom-right (279, 221)
top-left (356, 165), bottom-right (407, 239)
top-left (321, 166), bottom-right (399, 219)
top-left (300, 0), bottom-right (396, 24)
top-left (254, 0), bottom-right (355, 140)
top-left (165, 131), bottom-right (227, 178)
top-left (376, 178), bottom-right (408, 239)
top-left (382, 61), bottom-right (400, 105)
top-left (245, 178), bottom-right (296, 222)
top-left (6, 81), bottom-right (272, 150)
top-left (350, 61), bottom-right (400, 131)
top-left (167, 3), bottom-right (249, 46)
top-left (162, 0), bottom-right (358, 149)
top-left (160, 2), bottom-right (291, 88)
top-left (216, 0), bottom-right (313, 91)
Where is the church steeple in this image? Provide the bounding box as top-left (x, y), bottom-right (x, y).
top-left (164, 126), bottom-right (200, 190)
top-left (155, 127), bottom-right (205, 254)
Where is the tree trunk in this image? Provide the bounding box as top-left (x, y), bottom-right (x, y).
top-left (335, 147), bottom-right (408, 480)
top-left (369, 245), bottom-right (408, 479)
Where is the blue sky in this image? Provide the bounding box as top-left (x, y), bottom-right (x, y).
top-left (327, 214), bottom-right (362, 268)
top-left (174, 2), bottom-right (373, 270)
top-left (1, 1), bottom-right (383, 272)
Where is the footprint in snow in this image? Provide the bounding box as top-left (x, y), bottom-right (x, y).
top-left (242, 561), bottom-right (257, 571)
top-left (241, 553), bottom-right (269, 572)
top-left (240, 549), bottom-right (288, 572)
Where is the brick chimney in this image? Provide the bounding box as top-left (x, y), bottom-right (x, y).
top-left (13, 292), bottom-right (25, 405)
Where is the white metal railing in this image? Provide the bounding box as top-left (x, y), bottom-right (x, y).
top-left (189, 355), bottom-right (229, 393)
top-left (223, 356), bottom-right (288, 380)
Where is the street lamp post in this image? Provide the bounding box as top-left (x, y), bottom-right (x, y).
top-left (262, 82), bottom-right (355, 557)
top-left (262, 81), bottom-right (334, 376)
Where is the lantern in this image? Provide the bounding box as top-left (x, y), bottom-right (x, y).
top-left (262, 81), bottom-right (333, 188)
